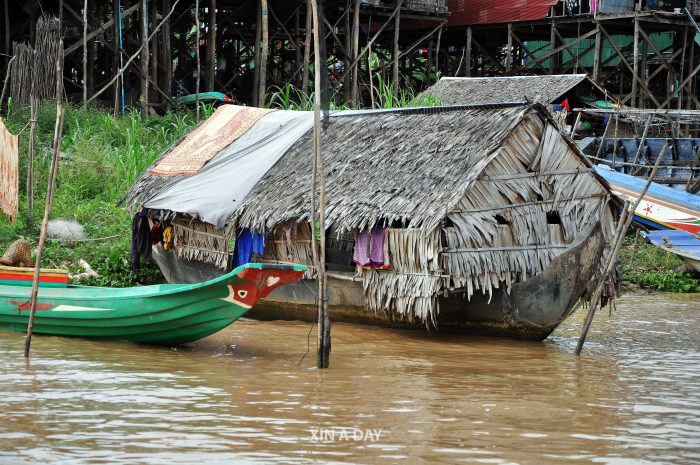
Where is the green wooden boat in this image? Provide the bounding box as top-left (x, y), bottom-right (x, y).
top-left (0, 263), bottom-right (306, 345)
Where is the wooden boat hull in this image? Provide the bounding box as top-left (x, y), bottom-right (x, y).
top-left (0, 263), bottom-right (306, 345)
top-left (153, 223), bottom-right (606, 340)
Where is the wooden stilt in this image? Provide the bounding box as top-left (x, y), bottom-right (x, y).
top-left (465, 26), bottom-right (471, 77)
top-left (259, 0), bottom-right (269, 105)
top-left (549, 21), bottom-right (558, 74)
top-left (195, 0), bottom-right (201, 117)
top-left (392, 1), bottom-right (402, 104)
top-left (295, 5), bottom-right (302, 88)
top-left (140, 0), bottom-right (149, 115)
top-left (253, 0), bottom-right (261, 105)
top-left (343, 2), bottom-right (350, 103)
top-left (150, 0), bottom-right (159, 104)
top-left (350, 0), bottom-right (360, 105)
top-left (161, 0), bottom-right (172, 105)
top-left (632, 16), bottom-right (639, 107)
top-left (83, 0), bottom-right (88, 105)
top-left (302, 0), bottom-right (312, 97)
top-left (4, 0), bottom-right (9, 73)
top-left (506, 23), bottom-right (512, 73)
top-left (435, 25), bottom-right (442, 80)
top-left (206, 0), bottom-right (216, 91)
top-left (113, 0), bottom-right (120, 116)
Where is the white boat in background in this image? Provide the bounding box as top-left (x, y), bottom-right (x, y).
top-left (642, 230), bottom-right (700, 273)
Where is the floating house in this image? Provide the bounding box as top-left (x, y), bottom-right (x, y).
top-left (125, 103), bottom-right (619, 339)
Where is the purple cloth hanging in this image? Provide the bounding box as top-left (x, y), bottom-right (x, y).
top-left (353, 229), bottom-right (371, 266)
top-left (369, 228), bottom-right (386, 265)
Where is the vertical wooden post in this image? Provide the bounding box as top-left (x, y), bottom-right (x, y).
top-left (593, 27), bottom-right (602, 82)
top-left (678, 26), bottom-right (688, 112)
top-left (392, 2), bottom-right (401, 103)
top-left (295, 5), bottom-right (302, 88)
top-left (259, 0), bottom-right (269, 106)
top-left (87, 1), bottom-right (95, 99)
top-left (506, 23), bottom-right (513, 73)
top-left (465, 26), bottom-right (472, 77)
top-left (343, 3), bottom-right (350, 102)
top-left (253, 0), bottom-right (261, 105)
top-left (309, 0), bottom-right (330, 370)
top-left (549, 21), bottom-right (557, 74)
top-left (140, 0), bottom-right (149, 115)
top-left (150, 0), bottom-right (159, 103)
top-left (632, 16), bottom-right (639, 107)
top-left (195, 0), bottom-right (201, 118)
top-left (83, 0), bottom-right (88, 105)
top-left (350, 0), bottom-right (360, 105)
top-left (426, 37), bottom-right (433, 85)
top-left (435, 25), bottom-right (442, 79)
top-left (4, 0), bottom-right (9, 73)
top-left (161, 0), bottom-right (172, 104)
top-left (26, 96), bottom-right (38, 216)
top-left (113, 0), bottom-right (120, 116)
top-left (302, 0), bottom-right (312, 97)
top-left (206, 0), bottom-right (216, 91)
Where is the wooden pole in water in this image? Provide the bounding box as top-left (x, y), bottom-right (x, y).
top-left (310, 0), bottom-right (330, 369)
top-left (575, 143), bottom-right (670, 355)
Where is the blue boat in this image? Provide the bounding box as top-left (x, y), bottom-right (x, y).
top-left (642, 230), bottom-right (700, 272)
top-left (594, 165), bottom-right (700, 237)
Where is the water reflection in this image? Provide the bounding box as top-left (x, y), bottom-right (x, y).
top-left (0, 293), bottom-right (698, 464)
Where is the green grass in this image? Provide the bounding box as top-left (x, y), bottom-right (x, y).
top-left (0, 102), bottom-right (205, 287)
top-left (619, 230), bottom-right (700, 293)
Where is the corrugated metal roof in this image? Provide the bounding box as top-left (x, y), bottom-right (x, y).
top-left (447, 0), bottom-right (559, 26)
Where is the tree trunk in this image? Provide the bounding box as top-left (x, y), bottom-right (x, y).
top-left (140, 0), bottom-right (149, 115)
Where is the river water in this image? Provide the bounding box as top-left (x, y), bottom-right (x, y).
top-left (0, 293), bottom-right (698, 465)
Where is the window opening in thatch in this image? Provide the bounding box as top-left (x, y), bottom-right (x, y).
top-left (546, 211), bottom-right (562, 225)
top-left (494, 214), bottom-right (510, 225)
top-left (326, 229), bottom-right (355, 271)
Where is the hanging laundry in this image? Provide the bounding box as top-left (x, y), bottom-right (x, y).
top-left (234, 228), bottom-right (265, 268)
top-left (130, 210), bottom-right (152, 269)
top-left (0, 118), bottom-right (19, 223)
top-left (353, 228), bottom-right (389, 268)
top-left (162, 225), bottom-right (174, 251)
top-left (149, 218), bottom-right (163, 245)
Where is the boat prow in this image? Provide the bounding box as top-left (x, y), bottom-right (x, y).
top-left (0, 262), bottom-right (307, 345)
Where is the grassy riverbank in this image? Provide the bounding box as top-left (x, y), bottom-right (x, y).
top-left (0, 103), bottom-right (205, 286)
top-left (0, 103), bottom-right (698, 293)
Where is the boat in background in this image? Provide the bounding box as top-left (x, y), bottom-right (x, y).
top-left (594, 165), bottom-right (700, 237)
top-left (0, 262), bottom-right (306, 345)
top-left (642, 230), bottom-right (700, 272)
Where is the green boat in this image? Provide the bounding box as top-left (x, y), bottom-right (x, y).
top-left (0, 263), bottom-right (306, 345)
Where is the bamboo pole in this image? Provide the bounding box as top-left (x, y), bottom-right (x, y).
top-left (150, 0), bottom-right (158, 103)
top-left (113, 0), bottom-right (120, 116)
top-left (310, 0), bottom-right (330, 369)
top-left (259, 0), bottom-right (269, 105)
top-left (83, 0), bottom-right (88, 105)
top-left (24, 105), bottom-right (65, 357)
top-left (4, 0), bottom-right (9, 73)
top-left (252, 0), bottom-right (261, 105)
top-left (343, 2), bottom-right (350, 103)
top-left (465, 26), bottom-right (472, 77)
top-left (302, 0), bottom-right (312, 96)
top-left (0, 56), bottom-right (14, 114)
top-left (575, 143), bottom-right (669, 355)
top-left (206, 0), bottom-right (216, 91)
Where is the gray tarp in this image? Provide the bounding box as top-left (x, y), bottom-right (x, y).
top-left (144, 110), bottom-right (314, 229)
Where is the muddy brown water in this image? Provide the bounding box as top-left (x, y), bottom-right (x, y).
top-left (0, 293), bottom-right (699, 465)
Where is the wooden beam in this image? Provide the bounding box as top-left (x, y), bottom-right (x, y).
top-left (506, 23), bottom-right (512, 72)
top-left (465, 26), bottom-right (472, 77)
top-left (206, 0), bottom-right (216, 91)
top-left (392, 1), bottom-right (401, 102)
top-left (259, 0), bottom-right (269, 104)
top-left (350, 0), bottom-right (359, 105)
top-left (140, 0), bottom-right (149, 115)
top-left (526, 27), bottom-right (598, 68)
top-left (632, 16), bottom-right (639, 107)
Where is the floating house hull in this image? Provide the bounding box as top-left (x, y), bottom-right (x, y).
top-left (154, 223), bottom-right (605, 341)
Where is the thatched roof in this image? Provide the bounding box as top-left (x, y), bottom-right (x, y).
top-left (420, 74), bottom-right (602, 106)
top-left (232, 103), bottom-right (577, 232)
